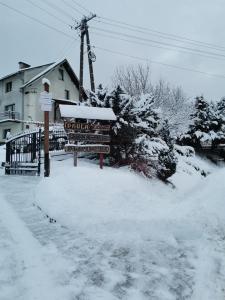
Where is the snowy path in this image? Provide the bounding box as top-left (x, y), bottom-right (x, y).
top-left (0, 160), bottom-right (225, 299)
top-left (0, 176), bottom-right (69, 300)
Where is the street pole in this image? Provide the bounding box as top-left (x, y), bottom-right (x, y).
top-left (44, 82), bottom-right (50, 177)
top-left (79, 25), bottom-right (85, 102)
top-left (85, 26), bottom-right (95, 93)
top-left (75, 14), bottom-right (96, 100)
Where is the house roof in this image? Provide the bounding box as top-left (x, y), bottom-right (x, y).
top-left (21, 58), bottom-right (87, 99)
top-left (0, 63), bottom-right (53, 82)
top-left (0, 59), bottom-right (87, 100)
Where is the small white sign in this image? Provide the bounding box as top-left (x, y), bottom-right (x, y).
top-left (39, 91), bottom-right (53, 112)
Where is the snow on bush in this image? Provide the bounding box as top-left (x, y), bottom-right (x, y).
top-left (179, 96), bottom-right (225, 149)
top-left (174, 145), bottom-right (195, 157)
top-left (85, 85), bottom-right (178, 180)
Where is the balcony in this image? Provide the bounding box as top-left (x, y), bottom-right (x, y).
top-left (0, 111), bottom-right (20, 123)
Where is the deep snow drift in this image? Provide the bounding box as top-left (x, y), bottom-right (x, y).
top-left (0, 146), bottom-right (225, 299)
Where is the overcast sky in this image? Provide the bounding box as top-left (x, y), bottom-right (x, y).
top-left (1, 0), bottom-right (225, 101)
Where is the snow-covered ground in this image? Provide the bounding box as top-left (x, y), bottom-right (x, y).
top-left (0, 146), bottom-right (225, 299)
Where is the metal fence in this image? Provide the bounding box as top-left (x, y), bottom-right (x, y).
top-left (5, 129), bottom-right (41, 175)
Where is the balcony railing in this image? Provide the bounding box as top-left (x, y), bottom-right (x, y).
top-left (0, 111), bottom-right (20, 121)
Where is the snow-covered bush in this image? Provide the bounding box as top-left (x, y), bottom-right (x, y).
top-left (174, 145), bottom-right (195, 157)
top-left (157, 148), bottom-right (177, 181)
top-left (85, 85), bottom-right (178, 180)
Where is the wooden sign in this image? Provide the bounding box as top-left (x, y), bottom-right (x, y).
top-left (68, 133), bottom-right (110, 143)
top-left (64, 121), bottom-right (110, 131)
top-left (65, 144), bottom-right (110, 154)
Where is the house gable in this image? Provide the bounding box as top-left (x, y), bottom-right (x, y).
top-left (22, 59), bottom-right (87, 100)
top-left (22, 63), bottom-right (82, 124)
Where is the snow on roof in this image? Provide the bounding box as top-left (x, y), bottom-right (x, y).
top-left (53, 98), bottom-right (78, 105)
top-left (20, 59), bottom-right (87, 99)
top-left (60, 105), bottom-right (117, 121)
top-left (0, 63), bottom-right (53, 82)
top-left (21, 59), bottom-right (66, 88)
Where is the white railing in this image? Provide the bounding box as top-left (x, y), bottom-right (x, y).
top-left (0, 111), bottom-right (20, 121)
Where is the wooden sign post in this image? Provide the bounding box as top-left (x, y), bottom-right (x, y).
top-left (64, 121), bottom-right (111, 169)
top-left (44, 83), bottom-right (50, 177)
top-left (61, 105), bottom-right (116, 170)
top-left (40, 79), bottom-right (53, 177)
top-left (99, 153), bottom-right (104, 169)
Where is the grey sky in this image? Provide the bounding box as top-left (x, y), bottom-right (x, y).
top-left (1, 0), bottom-right (225, 101)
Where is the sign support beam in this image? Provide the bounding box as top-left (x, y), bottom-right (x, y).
top-left (43, 82), bottom-right (50, 177)
top-left (100, 153), bottom-right (104, 169)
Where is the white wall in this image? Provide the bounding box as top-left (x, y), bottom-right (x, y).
top-left (0, 63), bottom-right (80, 141)
top-left (0, 122), bottom-right (21, 143)
top-left (23, 64), bottom-right (79, 123)
top-left (0, 73), bottom-right (23, 119)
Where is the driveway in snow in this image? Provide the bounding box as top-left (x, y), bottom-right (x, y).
top-left (0, 156), bottom-right (225, 299)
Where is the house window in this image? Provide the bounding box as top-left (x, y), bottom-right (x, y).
top-left (5, 81), bottom-right (12, 93)
top-left (65, 90), bottom-right (70, 100)
top-left (59, 69), bottom-right (64, 80)
top-left (3, 129), bottom-right (11, 139)
top-left (5, 104), bottom-right (15, 112)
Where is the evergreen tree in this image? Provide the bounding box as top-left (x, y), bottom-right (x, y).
top-left (133, 93), bottom-right (160, 137)
top-left (105, 86), bottom-right (137, 164)
top-left (216, 97), bottom-right (225, 135)
top-left (159, 119), bottom-right (173, 148)
top-left (181, 96), bottom-right (220, 147)
top-left (85, 85), bottom-right (177, 180)
top-left (157, 148), bottom-right (177, 181)
top-left (132, 97), bottom-right (177, 180)
top-left (192, 96), bottom-right (219, 132)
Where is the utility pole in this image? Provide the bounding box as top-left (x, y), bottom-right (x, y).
top-left (86, 26), bottom-right (95, 93)
top-left (79, 25), bottom-right (85, 102)
top-left (74, 14), bottom-right (96, 101)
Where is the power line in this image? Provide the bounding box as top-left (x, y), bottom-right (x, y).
top-left (56, 39), bottom-right (78, 61)
top-left (90, 30), bottom-right (225, 62)
top-left (0, 1), bottom-right (75, 39)
top-left (35, 0), bottom-right (225, 55)
top-left (94, 18), bottom-right (225, 53)
top-left (40, 0), bottom-right (76, 21)
top-left (61, 0), bottom-right (84, 17)
top-left (70, 0), bottom-right (91, 14)
top-left (92, 26), bottom-right (225, 59)
top-left (94, 45), bottom-right (225, 80)
top-left (24, 0), bottom-right (70, 26)
top-left (99, 16), bottom-right (225, 52)
top-left (2, 0), bottom-right (225, 81)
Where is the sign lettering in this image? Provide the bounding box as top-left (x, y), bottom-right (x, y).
top-left (65, 144), bottom-right (110, 154)
top-left (64, 121), bottom-right (110, 131)
top-left (68, 133), bottom-right (110, 143)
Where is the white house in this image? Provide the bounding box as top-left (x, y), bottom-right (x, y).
top-left (0, 59), bottom-right (86, 143)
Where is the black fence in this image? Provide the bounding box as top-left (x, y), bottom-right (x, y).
top-left (48, 126), bottom-right (68, 152)
top-left (5, 126), bottom-right (69, 176)
top-left (5, 129), bottom-right (41, 176)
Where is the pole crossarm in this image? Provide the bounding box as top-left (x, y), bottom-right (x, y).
top-left (74, 14), bottom-right (97, 30)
